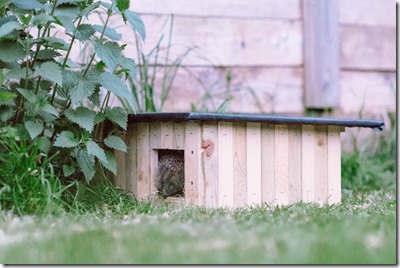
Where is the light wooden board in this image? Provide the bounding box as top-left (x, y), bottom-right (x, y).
top-left (173, 123), bottom-right (185, 149)
top-left (149, 122), bottom-right (161, 195)
top-left (327, 126), bottom-right (342, 204)
top-left (134, 0), bottom-right (301, 19)
top-left (288, 125), bottom-right (302, 203)
top-left (303, 0), bottom-right (340, 108)
top-left (201, 122), bottom-right (219, 207)
top-left (301, 125), bottom-right (316, 202)
top-left (339, 71), bottom-right (396, 115)
top-left (341, 26), bottom-right (395, 71)
top-left (184, 122), bottom-right (203, 205)
top-left (274, 125), bottom-right (289, 205)
top-left (137, 123), bottom-right (151, 200)
top-left (116, 15), bottom-right (302, 67)
top-left (232, 122), bottom-right (247, 208)
top-left (261, 124), bottom-right (275, 205)
top-left (315, 125), bottom-right (328, 204)
top-left (246, 123), bottom-right (262, 206)
top-left (126, 123), bottom-right (137, 197)
top-left (160, 122), bottom-right (174, 148)
top-left (218, 122), bottom-right (234, 208)
top-left (339, 0), bottom-right (395, 27)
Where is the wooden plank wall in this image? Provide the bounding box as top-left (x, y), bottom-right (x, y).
top-left (123, 121), bottom-right (342, 207)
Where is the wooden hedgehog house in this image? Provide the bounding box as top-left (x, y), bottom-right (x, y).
top-left (114, 113), bottom-right (384, 208)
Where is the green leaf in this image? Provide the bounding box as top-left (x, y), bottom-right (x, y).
top-left (0, 20), bottom-right (22, 38)
top-left (0, 90), bottom-right (17, 104)
top-left (36, 49), bottom-right (62, 60)
top-left (0, 107), bottom-right (14, 122)
top-left (104, 135), bottom-right (127, 152)
top-left (94, 40), bottom-right (122, 71)
top-left (0, 15), bottom-right (17, 27)
top-left (115, 0), bottom-right (129, 12)
top-left (93, 24), bottom-right (121, 41)
top-left (119, 57), bottom-right (136, 78)
top-left (101, 150), bottom-right (116, 175)
top-left (54, 130), bottom-right (80, 148)
top-left (16, 88), bottom-right (37, 103)
top-left (40, 37), bottom-right (68, 50)
top-left (36, 62), bottom-right (62, 85)
top-left (94, 111), bottom-right (106, 125)
top-left (54, 15), bottom-right (75, 33)
top-left (41, 103), bottom-right (59, 117)
top-left (24, 120), bottom-right (43, 139)
top-left (86, 140), bottom-right (107, 163)
top-left (100, 72), bottom-right (135, 112)
top-left (0, 40), bottom-right (26, 62)
top-left (31, 13), bottom-right (55, 26)
top-left (73, 23), bottom-right (95, 41)
top-left (12, 0), bottom-right (43, 10)
top-left (104, 106), bottom-right (127, 130)
top-left (74, 148), bottom-right (95, 182)
top-left (64, 107), bottom-right (96, 132)
top-left (123, 10), bottom-right (146, 42)
top-left (62, 165), bottom-right (75, 177)
top-left (5, 67), bottom-right (33, 81)
top-left (69, 71), bottom-right (98, 104)
top-left (37, 136), bottom-right (51, 153)
top-left (79, 2), bottom-right (101, 18)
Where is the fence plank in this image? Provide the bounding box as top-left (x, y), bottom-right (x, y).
top-left (160, 122), bottom-right (174, 149)
top-left (126, 123), bottom-right (137, 198)
top-left (173, 123), bottom-right (185, 149)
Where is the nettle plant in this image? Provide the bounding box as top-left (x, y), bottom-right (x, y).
top-left (0, 0), bottom-right (144, 182)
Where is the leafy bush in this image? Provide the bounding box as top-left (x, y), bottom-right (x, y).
top-left (0, 0), bottom-right (144, 184)
top-left (341, 116), bottom-right (396, 193)
top-left (0, 130), bottom-right (73, 215)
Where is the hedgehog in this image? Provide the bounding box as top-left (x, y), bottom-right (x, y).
top-left (155, 150), bottom-right (185, 198)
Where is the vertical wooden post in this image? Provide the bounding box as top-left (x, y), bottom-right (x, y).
top-left (137, 122), bottom-right (151, 200)
top-left (301, 125), bottom-right (316, 202)
top-left (126, 123), bottom-right (137, 197)
top-left (149, 122), bottom-right (161, 195)
top-left (315, 125), bottom-right (328, 204)
top-left (327, 126), bottom-right (342, 204)
top-left (288, 125), bottom-right (302, 203)
top-left (303, 0), bottom-right (340, 108)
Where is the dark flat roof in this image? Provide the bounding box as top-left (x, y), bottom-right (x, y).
top-left (128, 112), bottom-right (385, 131)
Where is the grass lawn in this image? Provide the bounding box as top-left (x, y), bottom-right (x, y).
top-left (0, 190), bottom-right (396, 264)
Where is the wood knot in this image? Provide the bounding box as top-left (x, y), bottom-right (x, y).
top-left (202, 139), bottom-right (215, 157)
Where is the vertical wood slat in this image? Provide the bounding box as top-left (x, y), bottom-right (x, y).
top-left (315, 125), bottom-right (328, 204)
top-left (246, 123), bottom-right (262, 206)
top-left (301, 125), bottom-right (316, 202)
top-left (160, 122), bottom-right (174, 148)
top-left (185, 122), bottom-right (203, 205)
top-left (233, 122), bottom-right (247, 208)
top-left (202, 122), bottom-right (219, 208)
top-left (218, 122), bottom-right (234, 208)
top-left (288, 125), bottom-right (302, 203)
top-left (303, 0), bottom-right (340, 108)
top-left (327, 126), bottom-right (342, 204)
top-left (149, 122), bottom-right (161, 195)
top-left (126, 123), bottom-right (137, 197)
top-left (261, 124), bottom-right (275, 205)
top-left (137, 122), bottom-right (150, 200)
top-left (274, 125), bottom-right (289, 205)
top-left (173, 123), bottom-right (185, 149)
